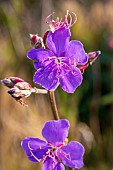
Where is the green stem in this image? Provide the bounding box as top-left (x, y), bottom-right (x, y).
top-left (48, 91), bottom-right (60, 120)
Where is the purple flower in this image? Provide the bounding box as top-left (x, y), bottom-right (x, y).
top-left (21, 119), bottom-right (85, 170)
top-left (27, 27), bottom-right (88, 93)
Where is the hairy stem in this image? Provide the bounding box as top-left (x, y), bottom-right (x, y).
top-left (48, 91), bottom-right (60, 120)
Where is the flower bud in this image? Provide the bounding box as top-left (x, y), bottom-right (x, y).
top-left (1, 77), bottom-right (47, 106)
top-left (77, 51), bottom-right (101, 73)
top-left (29, 34), bottom-right (44, 49)
top-left (88, 51), bottom-right (101, 64)
top-left (1, 77), bottom-right (24, 88)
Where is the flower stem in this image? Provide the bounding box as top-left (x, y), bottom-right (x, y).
top-left (34, 87), bottom-right (48, 94)
top-left (48, 91), bottom-right (74, 170)
top-left (48, 91), bottom-right (60, 120)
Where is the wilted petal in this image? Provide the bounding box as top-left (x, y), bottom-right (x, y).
top-left (33, 61), bottom-right (59, 90)
top-left (59, 67), bottom-right (82, 93)
top-left (57, 141), bottom-right (85, 169)
top-left (47, 28), bottom-right (71, 56)
top-left (42, 119), bottom-right (70, 146)
top-left (65, 40), bottom-right (88, 65)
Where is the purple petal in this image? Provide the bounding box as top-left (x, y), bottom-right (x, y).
top-left (33, 61), bottom-right (42, 69)
top-left (30, 147), bottom-right (51, 161)
top-left (28, 137), bottom-right (47, 150)
top-left (33, 61), bottom-right (59, 90)
top-left (21, 137), bottom-right (38, 162)
top-left (42, 157), bottom-right (64, 170)
top-left (57, 141), bottom-right (85, 169)
top-left (46, 28), bottom-right (71, 57)
top-left (59, 67), bottom-right (83, 93)
top-left (27, 48), bottom-right (53, 62)
top-left (55, 163), bottom-right (65, 170)
top-left (42, 157), bottom-right (54, 170)
top-left (42, 119), bottom-right (70, 146)
top-left (65, 40), bottom-right (88, 65)
top-left (21, 137), bottom-right (48, 162)
top-left (29, 137), bottom-right (51, 161)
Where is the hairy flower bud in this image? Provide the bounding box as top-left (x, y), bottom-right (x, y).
top-left (1, 77), bottom-right (47, 106)
top-left (29, 34), bottom-right (44, 49)
top-left (1, 77), bottom-right (24, 88)
top-left (88, 50), bottom-right (101, 65)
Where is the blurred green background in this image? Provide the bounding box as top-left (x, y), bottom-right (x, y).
top-left (0, 0), bottom-right (113, 170)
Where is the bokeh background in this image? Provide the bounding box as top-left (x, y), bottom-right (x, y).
top-left (0, 0), bottom-right (113, 170)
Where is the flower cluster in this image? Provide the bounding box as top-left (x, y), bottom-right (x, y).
top-left (1, 11), bottom-right (101, 170)
top-left (22, 119), bottom-right (85, 170)
top-left (1, 77), bottom-right (47, 106)
top-left (28, 11), bottom-right (101, 93)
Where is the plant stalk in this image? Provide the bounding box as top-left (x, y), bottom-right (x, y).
top-left (48, 91), bottom-right (74, 170)
top-left (48, 91), bottom-right (60, 120)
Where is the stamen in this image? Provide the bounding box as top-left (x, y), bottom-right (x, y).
top-left (45, 10), bottom-right (77, 32)
top-left (45, 12), bottom-right (55, 24)
top-left (68, 13), bottom-right (72, 27)
top-left (65, 10), bottom-right (77, 28)
top-left (71, 12), bottom-right (77, 25)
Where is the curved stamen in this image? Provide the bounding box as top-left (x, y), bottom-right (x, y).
top-left (45, 12), bottom-right (55, 24)
top-left (65, 10), bottom-right (69, 23)
top-left (45, 11), bottom-right (77, 32)
top-left (71, 12), bottom-right (77, 26)
top-left (65, 11), bottom-right (77, 28)
top-left (68, 13), bottom-right (72, 27)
